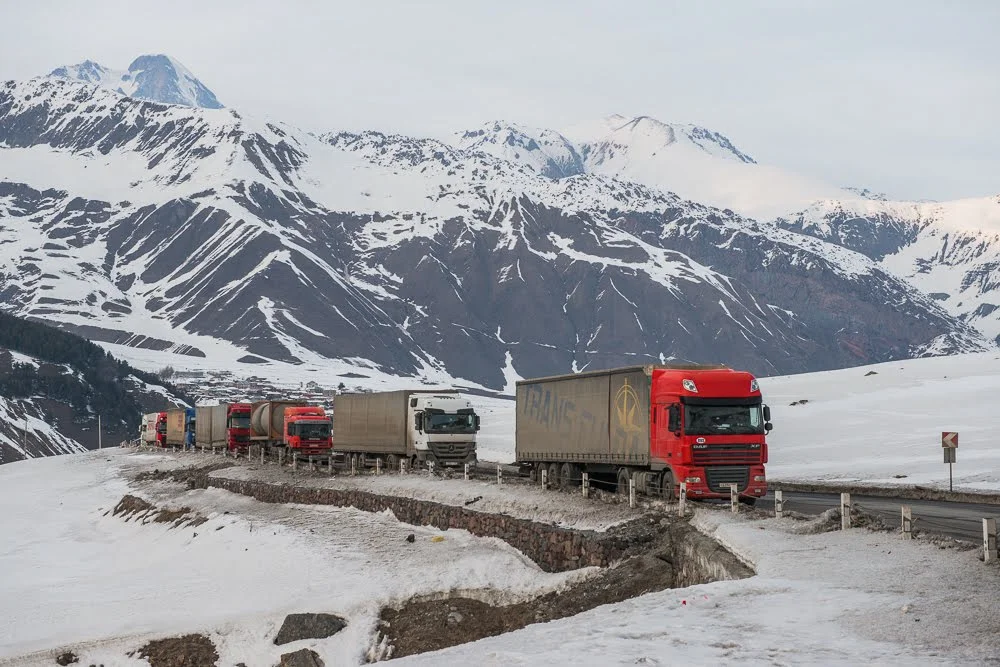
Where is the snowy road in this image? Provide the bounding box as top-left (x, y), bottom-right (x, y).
top-left (757, 491), bottom-right (1000, 543)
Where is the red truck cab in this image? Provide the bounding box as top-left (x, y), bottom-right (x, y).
top-left (283, 406), bottom-right (332, 455)
top-left (155, 411), bottom-right (167, 447)
top-left (227, 403), bottom-right (252, 451)
top-left (651, 367), bottom-right (770, 501)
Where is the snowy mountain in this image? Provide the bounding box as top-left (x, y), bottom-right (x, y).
top-left (0, 75), bottom-right (991, 391)
top-left (780, 196), bottom-right (1000, 344)
top-left (49, 54), bottom-right (223, 109)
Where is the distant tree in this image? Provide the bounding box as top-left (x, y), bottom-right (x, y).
top-left (158, 365), bottom-right (176, 380)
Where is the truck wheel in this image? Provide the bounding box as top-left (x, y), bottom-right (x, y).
top-left (387, 454), bottom-right (400, 472)
top-left (561, 463), bottom-right (581, 488)
top-left (659, 470), bottom-right (676, 502)
top-left (616, 467), bottom-right (631, 495)
top-left (528, 464), bottom-right (539, 483)
top-left (548, 463), bottom-right (562, 489)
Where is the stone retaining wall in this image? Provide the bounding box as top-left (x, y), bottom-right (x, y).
top-left (193, 473), bottom-right (752, 580)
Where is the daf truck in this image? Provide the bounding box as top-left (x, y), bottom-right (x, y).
top-left (514, 364), bottom-right (771, 504)
top-left (332, 390), bottom-right (480, 469)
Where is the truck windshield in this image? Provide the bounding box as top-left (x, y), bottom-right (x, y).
top-left (229, 416), bottom-right (251, 429)
top-left (684, 404), bottom-right (763, 435)
top-left (425, 413), bottom-right (476, 433)
top-left (293, 422), bottom-right (331, 439)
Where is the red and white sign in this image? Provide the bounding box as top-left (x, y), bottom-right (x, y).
top-left (942, 432), bottom-right (959, 448)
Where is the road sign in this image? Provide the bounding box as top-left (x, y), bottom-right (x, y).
top-left (944, 448), bottom-right (956, 464)
top-left (942, 432), bottom-right (958, 448)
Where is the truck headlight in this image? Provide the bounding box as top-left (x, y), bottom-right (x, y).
top-left (753, 475), bottom-right (766, 482)
top-left (684, 476), bottom-right (701, 484)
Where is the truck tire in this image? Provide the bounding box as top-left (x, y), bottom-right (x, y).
top-left (387, 454), bottom-right (400, 472)
top-left (659, 470), bottom-right (676, 502)
top-left (548, 462), bottom-right (562, 489)
top-left (616, 467), bottom-right (631, 495)
top-left (561, 463), bottom-right (581, 488)
top-left (528, 464), bottom-right (539, 483)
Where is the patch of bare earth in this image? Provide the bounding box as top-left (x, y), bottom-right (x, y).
top-left (132, 634), bottom-right (218, 667)
top-left (109, 494), bottom-right (207, 528)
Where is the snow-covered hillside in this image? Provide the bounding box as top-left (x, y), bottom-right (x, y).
top-left (472, 352), bottom-right (1000, 493)
top-left (783, 196), bottom-right (1000, 344)
top-left (0, 74), bottom-right (987, 392)
top-left (49, 54), bottom-right (223, 108)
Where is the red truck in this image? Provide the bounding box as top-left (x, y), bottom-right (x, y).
top-left (515, 364), bottom-right (771, 504)
top-left (140, 411), bottom-right (167, 447)
top-left (251, 401), bottom-right (332, 456)
top-left (194, 403), bottom-right (252, 451)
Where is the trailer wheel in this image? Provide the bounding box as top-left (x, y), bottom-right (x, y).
top-left (659, 470), bottom-right (676, 502)
top-left (387, 454), bottom-right (400, 472)
top-left (528, 464), bottom-right (539, 483)
top-left (561, 463), bottom-right (581, 488)
top-left (548, 462), bottom-right (562, 488)
top-left (616, 467), bottom-right (631, 495)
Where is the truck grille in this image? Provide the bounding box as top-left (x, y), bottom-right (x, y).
top-left (428, 442), bottom-right (475, 465)
top-left (692, 444), bottom-right (762, 465)
top-left (704, 466), bottom-right (750, 494)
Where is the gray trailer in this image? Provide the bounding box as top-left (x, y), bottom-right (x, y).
top-left (332, 389), bottom-right (477, 468)
top-left (195, 405), bottom-right (214, 447)
top-left (195, 404), bottom-right (239, 448)
top-left (515, 366), bottom-right (652, 467)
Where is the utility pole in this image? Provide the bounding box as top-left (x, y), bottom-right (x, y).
top-left (98, 415), bottom-right (102, 450)
top-left (22, 413), bottom-right (27, 451)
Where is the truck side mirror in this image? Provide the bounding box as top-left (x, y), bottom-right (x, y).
top-left (765, 422), bottom-right (773, 432)
top-left (763, 405), bottom-right (771, 422)
top-left (474, 415), bottom-right (481, 432)
top-left (668, 405), bottom-right (680, 434)
top-left (414, 413), bottom-right (423, 432)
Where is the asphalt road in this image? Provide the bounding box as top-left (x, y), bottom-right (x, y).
top-left (756, 491), bottom-right (1000, 543)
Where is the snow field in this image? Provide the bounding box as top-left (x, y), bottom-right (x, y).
top-left (395, 509), bottom-right (1000, 665)
top-left (0, 450), bottom-right (585, 666)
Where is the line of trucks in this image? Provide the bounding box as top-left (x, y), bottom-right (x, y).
top-left (138, 364), bottom-right (772, 503)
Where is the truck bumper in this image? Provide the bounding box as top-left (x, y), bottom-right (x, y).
top-left (421, 443), bottom-right (477, 467)
top-left (673, 464), bottom-right (767, 499)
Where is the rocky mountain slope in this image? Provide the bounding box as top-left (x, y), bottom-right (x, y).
top-left (0, 312), bottom-right (191, 463)
top-left (0, 72), bottom-right (992, 391)
top-left (49, 54), bottom-right (223, 109)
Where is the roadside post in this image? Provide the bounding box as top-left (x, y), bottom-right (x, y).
top-left (942, 432), bottom-right (958, 491)
top-left (678, 482), bottom-right (687, 516)
top-left (464, 463), bottom-right (469, 481)
top-left (727, 483), bottom-right (738, 513)
top-left (841, 493), bottom-right (852, 529)
top-left (629, 478), bottom-right (636, 508)
top-left (496, 464), bottom-right (503, 487)
top-left (901, 506), bottom-right (912, 540)
top-left (582, 472), bottom-right (589, 498)
top-left (984, 518), bottom-right (997, 563)
top-left (375, 458), bottom-right (382, 476)
top-left (774, 489), bottom-right (784, 519)
top-left (541, 468), bottom-right (548, 490)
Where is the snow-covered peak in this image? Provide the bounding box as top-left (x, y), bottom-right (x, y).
top-left (48, 54), bottom-right (223, 109)
top-left (454, 121), bottom-right (585, 179)
top-left (563, 114), bottom-right (757, 165)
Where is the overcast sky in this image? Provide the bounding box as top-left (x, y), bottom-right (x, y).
top-left (3, 0), bottom-right (997, 201)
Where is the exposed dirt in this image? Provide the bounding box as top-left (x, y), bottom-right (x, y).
top-left (54, 652), bottom-right (78, 665)
top-left (110, 494), bottom-right (207, 528)
top-left (274, 613), bottom-right (347, 645)
top-left (133, 634), bottom-right (218, 667)
top-left (378, 539), bottom-right (679, 659)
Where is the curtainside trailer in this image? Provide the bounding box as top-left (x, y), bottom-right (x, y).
top-left (195, 403), bottom-right (251, 451)
top-left (515, 364), bottom-right (771, 504)
top-left (332, 390), bottom-right (479, 469)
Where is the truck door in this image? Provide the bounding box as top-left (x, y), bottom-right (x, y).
top-left (650, 402), bottom-right (682, 465)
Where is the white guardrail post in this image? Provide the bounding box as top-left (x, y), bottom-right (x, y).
top-left (582, 472), bottom-right (589, 498)
top-left (464, 463), bottom-right (469, 481)
top-left (774, 489), bottom-right (783, 519)
top-left (678, 482), bottom-right (687, 516)
top-left (496, 464), bottom-right (503, 486)
top-left (901, 506), bottom-right (912, 540)
top-left (729, 484), bottom-right (738, 513)
top-left (841, 493), bottom-right (852, 530)
top-left (984, 518), bottom-right (997, 563)
top-left (541, 467), bottom-right (548, 490)
top-left (629, 478), bottom-right (636, 508)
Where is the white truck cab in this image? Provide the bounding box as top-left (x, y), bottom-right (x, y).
top-left (408, 393), bottom-right (480, 466)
